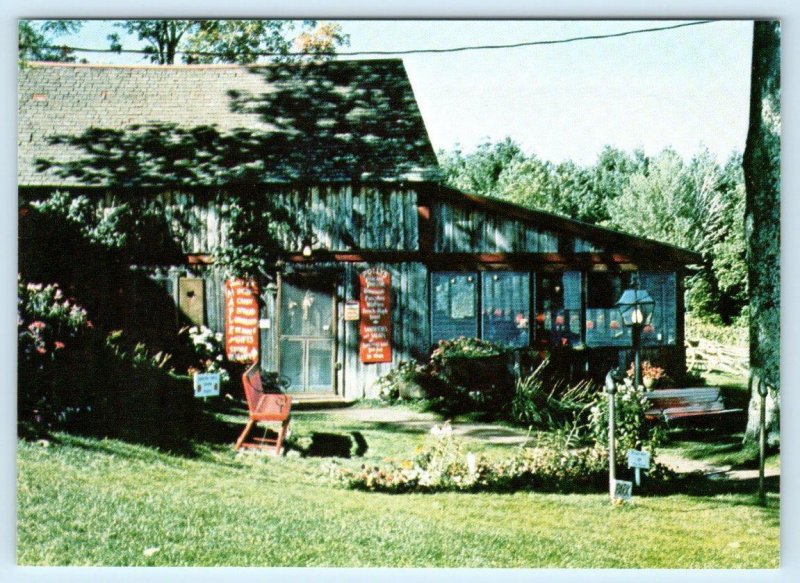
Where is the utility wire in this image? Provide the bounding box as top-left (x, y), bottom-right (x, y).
top-left (20, 20), bottom-right (716, 59)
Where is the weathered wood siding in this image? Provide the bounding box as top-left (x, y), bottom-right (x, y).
top-left (433, 201), bottom-right (558, 253)
top-left (98, 184), bottom-right (420, 255)
top-left (339, 261), bottom-right (429, 399)
top-left (261, 261), bottom-right (429, 399)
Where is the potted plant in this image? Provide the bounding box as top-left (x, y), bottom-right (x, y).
top-left (628, 360), bottom-right (666, 389)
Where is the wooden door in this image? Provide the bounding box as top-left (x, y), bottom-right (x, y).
top-left (278, 278), bottom-right (336, 394)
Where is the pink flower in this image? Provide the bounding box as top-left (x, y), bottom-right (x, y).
top-left (29, 321), bottom-right (46, 331)
top-left (36, 346), bottom-right (47, 354)
top-left (54, 341), bottom-right (65, 350)
top-left (86, 320), bottom-right (94, 328)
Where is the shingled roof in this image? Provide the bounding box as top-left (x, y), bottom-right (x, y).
top-left (18, 59), bottom-right (441, 188)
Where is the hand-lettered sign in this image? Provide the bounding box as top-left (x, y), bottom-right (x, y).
top-left (225, 279), bottom-right (259, 363)
top-left (193, 372), bottom-right (221, 398)
top-left (613, 479), bottom-right (633, 501)
top-left (359, 268), bottom-right (392, 363)
top-left (344, 300), bottom-right (360, 321)
top-left (627, 449), bottom-right (651, 470)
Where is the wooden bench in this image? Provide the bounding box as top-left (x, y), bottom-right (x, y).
top-left (644, 387), bottom-right (743, 422)
top-left (234, 364), bottom-right (292, 455)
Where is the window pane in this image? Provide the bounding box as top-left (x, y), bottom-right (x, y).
top-left (586, 273), bottom-right (632, 347)
top-left (640, 272), bottom-right (677, 346)
top-left (307, 340), bottom-right (333, 391)
top-left (586, 307), bottom-right (631, 346)
top-left (535, 272), bottom-right (581, 349)
top-left (482, 272), bottom-right (530, 347)
top-left (586, 272), bottom-right (630, 309)
top-left (279, 339), bottom-right (304, 391)
top-left (431, 272), bottom-right (478, 341)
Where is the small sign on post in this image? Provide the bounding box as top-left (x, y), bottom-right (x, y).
top-left (627, 449), bottom-right (651, 486)
top-left (344, 300), bottom-right (360, 321)
top-left (613, 479), bottom-right (633, 501)
top-left (194, 372), bottom-right (221, 400)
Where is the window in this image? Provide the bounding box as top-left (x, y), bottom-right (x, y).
top-left (586, 273), bottom-right (632, 347)
top-left (640, 272), bottom-right (677, 346)
top-left (482, 272), bottom-right (530, 347)
top-left (535, 272), bottom-right (582, 349)
top-left (431, 272), bottom-right (478, 341)
top-left (584, 272), bottom-right (677, 347)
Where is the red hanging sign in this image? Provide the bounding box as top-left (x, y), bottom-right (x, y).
top-left (225, 278), bottom-right (259, 363)
top-left (359, 267), bottom-right (392, 364)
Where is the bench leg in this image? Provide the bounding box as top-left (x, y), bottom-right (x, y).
top-left (274, 418), bottom-right (290, 456)
top-left (234, 419), bottom-right (255, 451)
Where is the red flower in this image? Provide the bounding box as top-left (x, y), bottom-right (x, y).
top-left (29, 321), bottom-right (46, 331)
top-left (586, 320), bottom-right (594, 330)
top-left (609, 320), bottom-right (620, 330)
top-left (36, 346), bottom-right (47, 354)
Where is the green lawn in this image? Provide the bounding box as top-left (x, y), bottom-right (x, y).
top-left (17, 404), bottom-right (779, 568)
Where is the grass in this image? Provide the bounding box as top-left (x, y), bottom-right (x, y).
top-left (17, 403), bottom-right (780, 568)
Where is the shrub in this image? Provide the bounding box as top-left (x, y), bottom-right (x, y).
top-left (425, 338), bottom-right (514, 417)
top-left (589, 381), bottom-right (663, 452)
top-left (510, 358), bottom-right (594, 430)
top-left (373, 360), bottom-right (429, 402)
top-left (179, 325), bottom-right (230, 382)
top-left (18, 275), bottom-right (196, 446)
top-left (335, 424), bottom-right (612, 494)
top-left (18, 277), bottom-right (97, 428)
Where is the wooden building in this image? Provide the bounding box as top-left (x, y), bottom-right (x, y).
top-left (18, 60), bottom-right (701, 400)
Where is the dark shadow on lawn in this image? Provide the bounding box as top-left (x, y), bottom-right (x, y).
top-left (282, 431), bottom-right (368, 458)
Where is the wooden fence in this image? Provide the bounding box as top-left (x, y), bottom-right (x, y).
top-left (685, 338), bottom-right (749, 376)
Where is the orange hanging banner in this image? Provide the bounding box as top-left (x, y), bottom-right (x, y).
top-left (225, 278), bottom-right (259, 363)
top-left (359, 267), bottom-right (392, 364)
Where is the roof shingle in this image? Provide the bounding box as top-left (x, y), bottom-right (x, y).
top-left (18, 60), bottom-right (440, 187)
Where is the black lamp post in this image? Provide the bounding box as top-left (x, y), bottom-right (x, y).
top-left (615, 280), bottom-right (655, 390)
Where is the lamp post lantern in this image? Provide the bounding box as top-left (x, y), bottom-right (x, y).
top-left (615, 278), bottom-right (655, 390)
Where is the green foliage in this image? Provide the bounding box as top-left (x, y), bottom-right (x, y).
top-left (509, 358), bottom-right (594, 430)
top-left (439, 141), bottom-right (748, 323)
top-left (18, 20), bottom-right (84, 63)
top-left (179, 326), bottom-right (230, 382)
top-left (28, 191), bottom-right (187, 264)
top-left (373, 361), bottom-right (429, 402)
top-left (108, 20), bottom-right (349, 65)
top-left (425, 338), bottom-right (514, 417)
top-left (18, 273), bottom-right (196, 445)
top-left (213, 193), bottom-right (297, 278)
top-left (18, 277), bottom-right (95, 427)
top-left (336, 425), bottom-right (633, 494)
top-left (685, 315), bottom-right (748, 347)
top-left (589, 382), bottom-right (663, 453)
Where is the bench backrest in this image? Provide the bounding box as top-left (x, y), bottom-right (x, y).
top-left (242, 364), bottom-right (264, 413)
top-left (644, 388), bottom-right (721, 405)
top-left (242, 364), bottom-right (292, 420)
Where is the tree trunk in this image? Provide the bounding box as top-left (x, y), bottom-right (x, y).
top-left (743, 21), bottom-right (780, 446)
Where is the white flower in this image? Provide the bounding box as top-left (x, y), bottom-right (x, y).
top-left (430, 422), bottom-right (453, 438)
top-left (467, 452), bottom-right (477, 475)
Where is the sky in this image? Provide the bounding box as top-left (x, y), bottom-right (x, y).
top-left (49, 19), bottom-right (754, 165)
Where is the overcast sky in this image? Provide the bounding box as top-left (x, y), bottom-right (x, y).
top-left (56, 19), bottom-right (754, 165)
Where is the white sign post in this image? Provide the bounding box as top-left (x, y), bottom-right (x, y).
top-left (627, 449), bottom-right (651, 486)
top-left (193, 372), bottom-right (221, 401)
